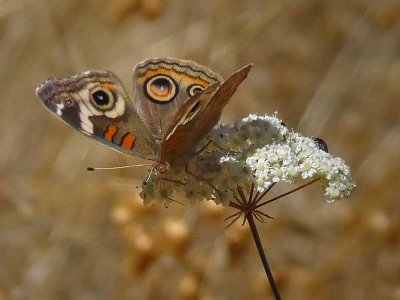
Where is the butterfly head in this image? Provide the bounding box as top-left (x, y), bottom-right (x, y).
top-left (153, 161), bottom-right (170, 175)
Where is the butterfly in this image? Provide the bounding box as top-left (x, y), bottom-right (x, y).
top-left (36, 58), bottom-right (252, 175)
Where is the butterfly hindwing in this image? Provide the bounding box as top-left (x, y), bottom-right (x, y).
top-left (161, 64), bottom-right (253, 164)
top-left (132, 58), bottom-right (223, 140)
top-left (36, 70), bottom-right (158, 160)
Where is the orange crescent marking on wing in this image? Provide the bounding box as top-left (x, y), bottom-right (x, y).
top-left (101, 83), bottom-right (116, 93)
top-left (137, 68), bottom-right (210, 87)
top-left (121, 133), bottom-right (136, 149)
top-left (104, 124), bottom-right (119, 142)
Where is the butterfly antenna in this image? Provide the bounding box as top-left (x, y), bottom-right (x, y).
top-left (87, 163), bottom-right (152, 171)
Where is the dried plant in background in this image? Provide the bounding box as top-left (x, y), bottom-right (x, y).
top-left (1, 0), bottom-right (399, 298)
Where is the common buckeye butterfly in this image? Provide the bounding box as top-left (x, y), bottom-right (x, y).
top-left (36, 58), bottom-right (252, 174)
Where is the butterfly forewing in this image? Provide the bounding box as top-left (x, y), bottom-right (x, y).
top-left (36, 70), bottom-right (159, 160)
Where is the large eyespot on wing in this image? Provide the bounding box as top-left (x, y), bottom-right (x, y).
top-left (87, 83), bottom-right (126, 119)
top-left (144, 74), bottom-right (177, 104)
top-left (132, 58), bottom-right (224, 140)
top-left (90, 88), bottom-right (113, 109)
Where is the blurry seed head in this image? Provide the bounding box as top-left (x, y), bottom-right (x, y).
top-left (178, 272), bottom-right (200, 300)
top-left (122, 224), bottom-right (157, 273)
top-left (162, 218), bottom-right (191, 256)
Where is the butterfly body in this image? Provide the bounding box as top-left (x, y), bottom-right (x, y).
top-left (36, 58), bottom-right (252, 172)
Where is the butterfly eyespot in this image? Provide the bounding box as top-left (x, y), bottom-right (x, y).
top-left (90, 88), bottom-right (115, 110)
top-left (188, 84), bottom-right (205, 96)
top-left (92, 90), bottom-right (110, 106)
top-left (145, 75), bottom-right (177, 103)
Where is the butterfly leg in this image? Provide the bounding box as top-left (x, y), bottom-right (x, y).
top-left (211, 140), bottom-right (239, 154)
top-left (164, 197), bottom-right (184, 206)
top-left (143, 167), bottom-right (156, 185)
top-left (193, 140), bottom-right (213, 156)
top-left (159, 177), bottom-right (187, 186)
top-left (193, 139), bottom-right (239, 157)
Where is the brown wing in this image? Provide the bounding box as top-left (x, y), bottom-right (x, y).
top-left (132, 58), bottom-right (222, 141)
top-left (161, 64), bottom-right (253, 164)
top-left (36, 70), bottom-right (159, 160)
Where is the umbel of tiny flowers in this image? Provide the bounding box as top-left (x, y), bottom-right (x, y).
top-left (139, 113), bottom-right (355, 300)
top-left (140, 113), bottom-right (356, 206)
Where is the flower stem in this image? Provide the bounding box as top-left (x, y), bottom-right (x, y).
top-left (255, 177), bottom-right (321, 209)
top-left (246, 212), bottom-right (281, 300)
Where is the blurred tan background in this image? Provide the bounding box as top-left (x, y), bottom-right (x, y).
top-left (1, 0), bottom-right (399, 299)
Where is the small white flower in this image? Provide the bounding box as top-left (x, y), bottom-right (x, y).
top-left (140, 113), bottom-right (356, 205)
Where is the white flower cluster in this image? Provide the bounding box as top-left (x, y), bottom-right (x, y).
top-left (211, 113), bottom-right (288, 153)
top-left (246, 132), bottom-right (355, 201)
top-left (140, 114), bottom-right (356, 205)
